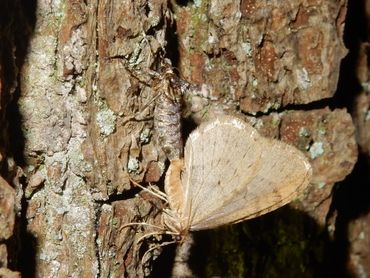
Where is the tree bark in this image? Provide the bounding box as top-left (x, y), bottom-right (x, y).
top-left (0, 0), bottom-right (363, 277)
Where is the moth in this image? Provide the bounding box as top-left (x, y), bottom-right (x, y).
top-left (129, 115), bottom-right (312, 259)
top-left (114, 55), bottom-right (194, 161)
top-left (151, 62), bottom-right (211, 161)
top-left (152, 61), bottom-right (188, 161)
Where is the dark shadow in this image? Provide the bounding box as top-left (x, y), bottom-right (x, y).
top-left (175, 0), bottom-right (194, 7)
top-left (149, 238), bottom-right (177, 278)
top-left (189, 207), bottom-right (335, 277)
top-left (164, 1), bottom-right (181, 69)
top-left (15, 187), bottom-right (37, 278)
top-left (149, 208), bottom-right (345, 278)
top-left (0, 0), bottom-right (37, 276)
top-left (332, 155), bottom-right (370, 232)
top-left (4, 0), bottom-right (36, 166)
top-left (326, 154), bottom-right (370, 278)
top-left (330, 0), bottom-right (367, 111)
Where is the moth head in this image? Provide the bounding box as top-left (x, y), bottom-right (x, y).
top-left (174, 234), bottom-right (182, 242)
top-left (175, 229), bottom-right (190, 245)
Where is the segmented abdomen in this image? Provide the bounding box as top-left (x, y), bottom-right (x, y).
top-left (154, 78), bottom-right (183, 161)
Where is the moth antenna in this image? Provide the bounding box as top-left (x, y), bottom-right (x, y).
top-left (136, 231), bottom-right (164, 244)
top-left (129, 177), bottom-right (168, 203)
top-left (141, 240), bottom-right (178, 266)
top-left (122, 113), bottom-right (153, 126)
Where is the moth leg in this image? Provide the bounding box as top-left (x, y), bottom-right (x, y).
top-left (147, 182), bottom-right (168, 199)
top-left (136, 230), bottom-right (178, 244)
top-left (121, 96), bottom-right (157, 125)
top-left (141, 240), bottom-right (178, 266)
top-left (129, 177), bottom-right (168, 203)
top-left (122, 221), bottom-right (178, 267)
top-left (105, 55), bottom-right (159, 87)
top-left (120, 74), bottom-right (171, 126)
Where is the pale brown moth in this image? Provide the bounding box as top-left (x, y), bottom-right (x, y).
top-left (128, 114), bottom-right (312, 261)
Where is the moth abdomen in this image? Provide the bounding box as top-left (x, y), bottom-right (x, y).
top-left (153, 74), bottom-right (183, 161)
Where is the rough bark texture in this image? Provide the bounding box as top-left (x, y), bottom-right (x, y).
top-left (175, 0), bottom-right (347, 114)
top-left (0, 0), bottom-right (367, 277)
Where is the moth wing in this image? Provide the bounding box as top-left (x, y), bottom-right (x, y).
top-left (178, 115), bottom-right (311, 231)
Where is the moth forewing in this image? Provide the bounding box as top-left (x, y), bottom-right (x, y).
top-left (179, 116), bottom-right (265, 225)
top-left (189, 160), bottom-right (312, 231)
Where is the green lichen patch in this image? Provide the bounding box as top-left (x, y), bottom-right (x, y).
top-left (96, 105), bottom-right (117, 137)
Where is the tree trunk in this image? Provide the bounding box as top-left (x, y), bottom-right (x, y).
top-left (0, 0), bottom-right (365, 277)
